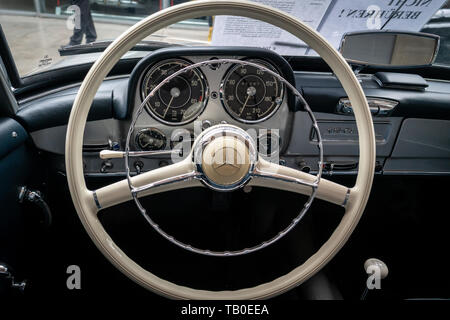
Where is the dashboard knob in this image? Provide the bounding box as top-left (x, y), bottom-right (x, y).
top-left (100, 161), bottom-right (113, 173)
top-left (136, 128), bottom-right (166, 151)
top-left (364, 258), bottom-right (389, 279)
top-left (201, 120), bottom-right (212, 130)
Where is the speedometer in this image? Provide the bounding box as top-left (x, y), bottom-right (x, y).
top-left (220, 60), bottom-right (284, 123)
top-left (141, 59), bottom-right (208, 125)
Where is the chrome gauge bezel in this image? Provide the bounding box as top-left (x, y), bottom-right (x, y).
top-left (134, 127), bottom-right (167, 151)
top-left (219, 59), bottom-right (285, 124)
top-left (140, 58), bottom-right (209, 126)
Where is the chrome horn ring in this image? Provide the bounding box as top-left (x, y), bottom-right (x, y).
top-left (124, 58), bottom-right (323, 257)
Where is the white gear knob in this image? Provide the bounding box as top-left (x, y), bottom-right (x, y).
top-left (364, 258), bottom-right (389, 279)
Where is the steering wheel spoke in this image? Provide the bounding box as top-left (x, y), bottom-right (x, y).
top-left (250, 158), bottom-right (350, 207)
top-left (92, 158), bottom-right (201, 211)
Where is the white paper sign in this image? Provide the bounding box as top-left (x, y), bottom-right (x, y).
top-left (316, 0), bottom-right (447, 54)
top-left (211, 0), bottom-right (333, 56)
top-left (211, 0), bottom-right (447, 56)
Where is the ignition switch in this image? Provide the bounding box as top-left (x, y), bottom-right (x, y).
top-left (100, 161), bottom-right (113, 173)
top-left (134, 161), bottom-right (144, 174)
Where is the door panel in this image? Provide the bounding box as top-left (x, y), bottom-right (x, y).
top-left (0, 117), bottom-right (32, 276)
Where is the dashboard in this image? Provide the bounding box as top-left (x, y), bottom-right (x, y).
top-left (16, 47), bottom-right (450, 178)
top-left (126, 47), bottom-right (297, 159)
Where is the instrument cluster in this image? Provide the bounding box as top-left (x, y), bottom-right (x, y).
top-left (140, 57), bottom-right (285, 125)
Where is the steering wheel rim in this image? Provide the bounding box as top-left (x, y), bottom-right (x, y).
top-left (65, 0), bottom-right (376, 299)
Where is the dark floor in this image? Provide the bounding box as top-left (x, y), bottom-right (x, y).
top-left (9, 164), bottom-right (450, 299)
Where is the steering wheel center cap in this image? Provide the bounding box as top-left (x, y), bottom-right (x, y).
top-left (194, 124), bottom-right (257, 190)
top-left (202, 136), bottom-right (251, 187)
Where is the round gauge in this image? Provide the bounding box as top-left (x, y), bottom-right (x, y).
top-left (141, 59), bottom-right (208, 125)
top-left (220, 60), bottom-right (284, 123)
top-left (135, 128), bottom-right (166, 151)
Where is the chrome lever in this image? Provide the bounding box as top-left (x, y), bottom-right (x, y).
top-left (99, 149), bottom-right (181, 159)
top-left (18, 186), bottom-right (52, 227)
top-left (0, 263), bottom-right (27, 293)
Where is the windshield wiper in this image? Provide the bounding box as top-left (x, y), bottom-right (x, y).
top-left (58, 40), bottom-right (180, 57)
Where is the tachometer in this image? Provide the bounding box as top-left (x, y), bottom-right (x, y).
top-left (220, 60), bottom-right (284, 123)
top-left (141, 59), bottom-right (208, 125)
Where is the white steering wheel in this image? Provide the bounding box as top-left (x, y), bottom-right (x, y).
top-left (65, 0), bottom-right (376, 299)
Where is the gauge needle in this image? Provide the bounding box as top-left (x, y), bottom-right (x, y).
top-left (163, 95), bottom-right (174, 118)
top-left (239, 94), bottom-right (251, 117)
top-left (162, 87), bottom-right (180, 118)
top-left (239, 86), bottom-right (256, 116)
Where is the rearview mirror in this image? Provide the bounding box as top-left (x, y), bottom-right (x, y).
top-left (339, 31), bottom-right (440, 67)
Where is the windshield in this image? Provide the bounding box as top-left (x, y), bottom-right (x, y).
top-left (0, 0), bottom-right (449, 77)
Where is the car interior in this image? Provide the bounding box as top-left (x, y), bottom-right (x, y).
top-left (0, 0), bottom-right (449, 301)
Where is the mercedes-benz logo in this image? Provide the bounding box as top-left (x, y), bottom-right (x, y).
top-left (211, 146), bottom-right (242, 176)
top-left (200, 132), bottom-right (252, 187)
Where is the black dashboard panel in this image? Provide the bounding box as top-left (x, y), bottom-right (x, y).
top-left (384, 118), bottom-right (450, 174)
top-left (289, 71), bottom-right (450, 175)
top-left (16, 77), bottom-right (129, 132)
top-left (15, 50), bottom-right (450, 134)
top-left (0, 117), bottom-right (28, 159)
top-left (12, 47), bottom-right (450, 177)
top-left (295, 72), bottom-right (450, 120)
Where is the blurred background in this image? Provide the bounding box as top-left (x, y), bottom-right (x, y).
top-left (0, 0), bottom-right (210, 75)
top-left (0, 0), bottom-right (207, 23)
top-left (1, 0), bottom-right (449, 76)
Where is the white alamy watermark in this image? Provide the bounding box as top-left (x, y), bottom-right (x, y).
top-left (165, 120), bottom-right (281, 165)
top-left (366, 5), bottom-right (382, 29)
top-left (66, 265), bottom-right (81, 290)
top-left (66, 5), bottom-right (81, 31)
top-left (366, 264), bottom-right (382, 290)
